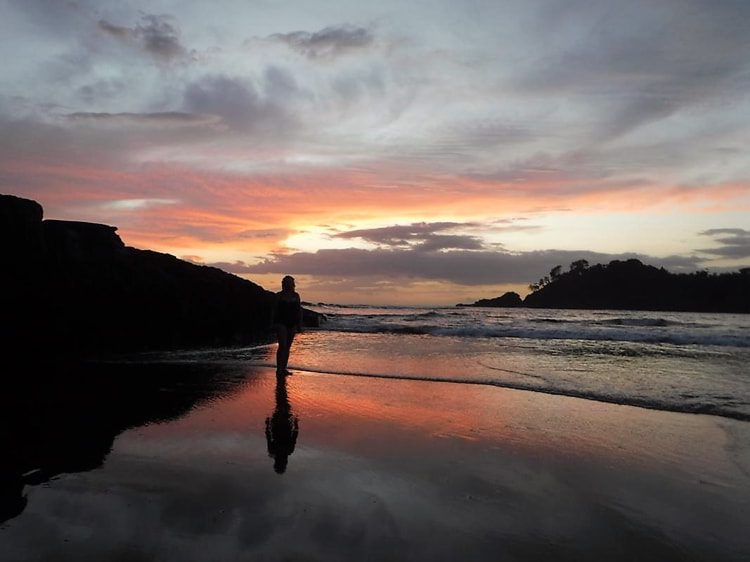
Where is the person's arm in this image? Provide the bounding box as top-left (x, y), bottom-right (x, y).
top-left (296, 294), bottom-right (303, 331)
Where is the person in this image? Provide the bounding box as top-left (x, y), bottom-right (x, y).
top-left (272, 275), bottom-right (302, 375)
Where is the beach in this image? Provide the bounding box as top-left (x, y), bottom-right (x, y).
top-left (2, 356), bottom-right (749, 561)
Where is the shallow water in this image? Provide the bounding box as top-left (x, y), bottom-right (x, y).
top-left (150, 307), bottom-right (750, 420)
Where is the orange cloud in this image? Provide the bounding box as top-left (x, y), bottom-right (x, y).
top-left (6, 153), bottom-right (748, 276)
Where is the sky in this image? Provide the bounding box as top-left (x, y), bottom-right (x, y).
top-left (1, 0), bottom-right (749, 305)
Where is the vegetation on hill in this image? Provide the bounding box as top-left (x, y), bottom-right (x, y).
top-left (463, 258), bottom-right (749, 313)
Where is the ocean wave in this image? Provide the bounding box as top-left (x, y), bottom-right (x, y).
top-left (321, 322), bottom-right (750, 348)
top-left (596, 318), bottom-right (717, 328)
top-left (326, 310), bottom-right (442, 320)
top-left (529, 318), bottom-right (577, 324)
top-left (529, 316), bottom-right (716, 328)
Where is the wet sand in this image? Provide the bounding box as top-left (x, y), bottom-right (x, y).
top-left (1, 363), bottom-right (749, 561)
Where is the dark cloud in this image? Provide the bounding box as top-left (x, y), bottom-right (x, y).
top-left (338, 223), bottom-right (487, 252)
top-left (271, 25), bottom-right (374, 59)
top-left (416, 234), bottom-right (485, 252)
top-left (334, 222), bottom-right (478, 247)
top-left (97, 19), bottom-right (130, 39)
top-left (183, 72), bottom-right (298, 133)
top-left (97, 14), bottom-right (188, 61)
top-left (232, 247), bottom-right (700, 285)
top-left (701, 228), bottom-right (749, 236)
top-left (332, 221), bottom-right (542, 252)
top-left (698, 229), bottom-right (750, 259)
top-left (76, 79), bottom-right (126, 104)
top-left (135, 14), bottom-right (187, 59)
top-left (207, 261), bottom-right (258, 274)
top-left (66, 111), bottom-right (221, 127)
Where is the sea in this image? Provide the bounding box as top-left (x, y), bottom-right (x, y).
top-left (147, 306), bottom-right (750, 422)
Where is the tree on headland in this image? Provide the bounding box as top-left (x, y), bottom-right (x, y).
top-left (569, 259), bottom-right (589, 274)
top-left (529, 264), bottom-right (563, 292)
top-left (522, 258), bottom-right (749, 312)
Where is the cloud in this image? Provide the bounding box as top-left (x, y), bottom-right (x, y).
top-left (516, 0), bottom-right (750, 140)
top-left (416, 234), bottom-right (485, 252)
top-left (97, 19), bottom-right (130, 39)
top-left (271, 25), bottom-right (374, 59)
top-left (76, 80), bottom-right (126, 105)
top-left (135, 14), bottom-right (187, 60)
top-left (100, 198), bottom-right (179, 211)
top-left (698, 228), bottom-right (750, 259)
top-left (97, 14), bottom-right (189, 61)
top-left (232, 247), bottom-right (701, 286)
top-left (183, 72), bottom-right (299, 134)
top-left (331, 222), bottom-right (493, 252)
top-left (66, 111), bottom-right (222, 127)
top-left (332, 221), bottom-right (540, 253)
top-left (8, 0), bottom-right (88, 35)
top-left (238, 228), bottom-right (290, 240)
top-left (334, 222), bottom-right (476, 246)
top-left (204, 260), bottom-right (258, 274)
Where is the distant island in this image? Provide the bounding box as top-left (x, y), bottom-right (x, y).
top-left (460, 259), bottom-right (749, 313)
top-left (1, 194), bottom-right (320, 358)
top-left (458, 291), bottom-right (523, 308)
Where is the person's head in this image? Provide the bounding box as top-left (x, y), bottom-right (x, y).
top-left (281, 275), bottom-right (295, 291)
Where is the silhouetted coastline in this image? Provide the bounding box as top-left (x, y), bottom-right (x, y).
top-left (461, 259), bottom-right (749, 313)
top-left (0, 194), bottom-right (320, 359)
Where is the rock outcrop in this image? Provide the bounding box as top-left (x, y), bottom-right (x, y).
top-left (1, 194), bottom-right (319, 357)
top-left (459, 291), bottom-right (523, 308)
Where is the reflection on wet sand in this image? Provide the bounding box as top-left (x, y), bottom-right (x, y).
top-left (265, 374), bottom-right (299, 474)
top-left (0, 362), bottom-right (247, 525)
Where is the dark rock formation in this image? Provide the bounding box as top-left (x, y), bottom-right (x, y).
top-left (44, 220), bottom-right (125, 263)
top-left (523, 259), bottom-right (749, 313)
top-left (459, 291), bottom-right (523, 308)
top-left (1, 194), bottom-right (320, 357)
top-left (0, 194), bottom-right (45, 264)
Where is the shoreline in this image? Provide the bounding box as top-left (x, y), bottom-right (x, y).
top-left (85, 354), bottom-right (750, 422)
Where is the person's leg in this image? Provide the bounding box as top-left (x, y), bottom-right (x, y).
top-left (276, 325), bottom-right (289, 373)
top-left (284, 328), bottom-right (297, 371)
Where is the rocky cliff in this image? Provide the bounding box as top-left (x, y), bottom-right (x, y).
top-left (1, 194), bottom-right (318, 357)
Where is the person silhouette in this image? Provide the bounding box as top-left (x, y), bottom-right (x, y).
top-left (271, 275), bottom-right (302, 376)
top-left (264, 374), bottom-right (299, 474)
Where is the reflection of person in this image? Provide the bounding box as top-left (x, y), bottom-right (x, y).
top-left (271, 275), bottom-right (302, 376)
top-left (265, 374), bottom-right (299, 474)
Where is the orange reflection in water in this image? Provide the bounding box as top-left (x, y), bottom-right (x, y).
top-left (137, 367), bottom-right (735, 480)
